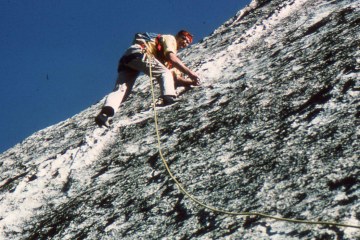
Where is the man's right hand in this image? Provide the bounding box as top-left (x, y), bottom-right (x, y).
top-left (188, 71), bottom-right (201, 86)
top-left (192, 77), bottom-right (201, 86)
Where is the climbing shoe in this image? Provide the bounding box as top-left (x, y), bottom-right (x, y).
top-left (95, 113), bottom-right (109, 128)
top-left (95, 106), bottom-right (114, 127)
top-left (162, 95), bottom-right (178, 106)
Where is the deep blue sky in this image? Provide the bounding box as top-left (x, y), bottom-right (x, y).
top-left (0, 0), bottom-right (250, 153)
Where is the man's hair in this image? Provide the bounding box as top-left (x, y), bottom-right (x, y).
top-left (176, 30), bottom-right (193, 44)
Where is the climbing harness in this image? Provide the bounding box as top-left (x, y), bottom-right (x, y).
top-left (147, 56), bottom-right (360, 229)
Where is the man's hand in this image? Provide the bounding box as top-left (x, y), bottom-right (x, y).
top-left (168, 52), bottom-right (201, 85)
top-left (191, 77), bottom-right (201, 86)
top-left (188, 70), bottom-right (201, 86)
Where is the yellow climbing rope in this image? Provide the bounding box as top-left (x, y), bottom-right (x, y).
top-left (147, 56), bottom-right (360, 230)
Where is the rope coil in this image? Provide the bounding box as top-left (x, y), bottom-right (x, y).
top-left (147, 56), bottom-right (360, 230)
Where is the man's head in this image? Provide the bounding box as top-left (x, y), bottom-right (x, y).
top-left (176, 30), bottom-right (193, 49)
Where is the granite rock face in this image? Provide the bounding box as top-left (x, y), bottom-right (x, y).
top-left (0, 0), bottom-right (359, 239)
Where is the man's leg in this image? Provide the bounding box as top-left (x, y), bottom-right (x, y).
top-left (95, 69), bottom-right (138, 127)
top-left (104, 69), bottom-right (139, 114)
top-left (128, 56), bottom-right (177, 100)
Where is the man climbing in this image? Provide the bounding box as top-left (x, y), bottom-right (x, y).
top-left (95, 30), bottom-right (200, 127)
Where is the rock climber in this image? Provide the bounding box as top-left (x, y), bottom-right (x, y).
top-left (95, 30), bottom-right (200, 127)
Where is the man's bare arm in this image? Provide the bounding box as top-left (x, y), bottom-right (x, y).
top-left (168, 52), bottom-right (199, 82)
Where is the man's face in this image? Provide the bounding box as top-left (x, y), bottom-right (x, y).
top-left (177, 36), bottom-right (191, 49)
